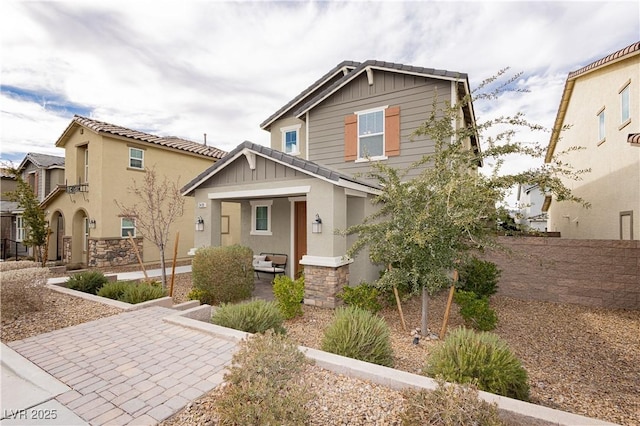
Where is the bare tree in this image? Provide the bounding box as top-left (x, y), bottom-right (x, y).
top-left (115, 166), bottom-right (184, 288)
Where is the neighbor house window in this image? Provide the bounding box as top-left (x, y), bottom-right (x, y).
top-left (358, 108), bottom-right (385, 159)
top-left (16, 216), bottom-right (25, 241)
top-left (121, 217), bottom-right (136, 237)
top-left (620, 83), bottom-right (630, 125)
top-left (281, 124), bottom-right (301, 155)
top-left (250, 200), bottom-right (272, 235)
top-left (597, 108), bottom-right (605, 143)
top-left (129, 147), bottom-right (144, 169)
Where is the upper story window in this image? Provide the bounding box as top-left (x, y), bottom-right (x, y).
top-left (358, 108), bottom-right (385, 159)
top-left (281, 125), bottom-right (301, 155)
top-left (16, 216), bottom-right (25, 242)
top-left (84, 148), bottom-right (89, 183)
top-left (620, 83), bottom-right (630, 125)
top-left (250, 200), bottom-right (272, 236)
top-left (344, 106), bottom-right (400, 162)
top-left (129, 147), bottom-right (144, 169)
top-left (121, 217), bottom-right (136, 238)
top-left (597, 108), bottom-right (605, 144)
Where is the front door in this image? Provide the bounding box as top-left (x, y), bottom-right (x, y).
top-left (294, 201), bottom-right (307, 277)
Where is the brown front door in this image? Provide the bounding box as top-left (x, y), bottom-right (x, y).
top-left (294, 201), bottom-right (307, 277)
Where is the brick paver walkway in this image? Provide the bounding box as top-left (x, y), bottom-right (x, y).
top-left (7, 307), bottom-right (237, 425)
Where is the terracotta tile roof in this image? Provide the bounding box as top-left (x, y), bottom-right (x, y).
top-left (568, 42), bottom-right (640, 80)
top-left (69, 115), bottom-right (226, 159)
top-left (629, 133), bottom-right (640, 146)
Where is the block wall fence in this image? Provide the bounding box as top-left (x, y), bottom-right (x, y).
top-left (483, 237), bottom-right (639, 310)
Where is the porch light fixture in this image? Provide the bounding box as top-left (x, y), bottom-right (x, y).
top-left (195, 216), bottom-right (204, 232)
top-left (312, 213), bottom-right (322, 234)
top-left (89, 219), bottom-right (96, 229)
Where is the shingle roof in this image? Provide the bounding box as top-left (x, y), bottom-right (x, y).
top-left (629, 133), bottom-right (640, 146)
top-left (182, 141), bottom-right (380, 196)
top-left (260, 60), bottom-right (360, 130)
top-left (60, 115), bottom-right (226, 159)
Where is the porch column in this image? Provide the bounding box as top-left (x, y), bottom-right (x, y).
top-left (300, 256), bottom-right (352, 308)
top-left (208, 199), bottom-right (222, 247)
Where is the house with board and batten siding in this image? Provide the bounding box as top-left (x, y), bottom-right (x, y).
top-left (182, 60), bottom-right (479, 307)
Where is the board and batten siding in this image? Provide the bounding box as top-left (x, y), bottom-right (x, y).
top-left (203, 154), bottom-right (312, 188)
top-left (307, 71), bottom-right (452, 178)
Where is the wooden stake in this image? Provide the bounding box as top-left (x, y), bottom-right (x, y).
top-left (440, 269), bottom-right (458, 339)
top-left (128, 232), bottom-right (148, 281)
top-left (389, 264), bottom-right (407, 331)
top-left (169, 232), bottom-right (179, 297)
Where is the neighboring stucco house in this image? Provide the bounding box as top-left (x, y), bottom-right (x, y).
top-left (182, 60), bottom-right (479, 307)
top-left (42, 115), bottom-right (238, 266)
top-left (545, 42), bottom-right (640, 240)
top-left (516, 184), bottom-right (548, 232)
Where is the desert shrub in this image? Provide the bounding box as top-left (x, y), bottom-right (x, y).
top-left (424, 327), bottom-right (529, 401)
top-left (273, 274), bottom-right (304, 319)
top-left (214, 331), bottom-right (312, 425)
top-left (0, 267), bottom-right (49, 320)
top-left (97, 281), bottom-right (132, 300)
top-left (337, 282), bottom-right (382, 313)
top-left (0, 260), bottom-right (39, 272)
top-left (401, 379), bottom-right (504, 426)
top-left (321, 306), bottom-right (394, 367)
top-left (454, 290), bottom-right (498, 331)
top-left (66, 270), bottom-right (109, 295)
top-left (191, 245), bottom-right (254, 305)
top-left (212, 299), bottom-right (285, 334)
top-left (458, 258), bottom-right (501, 298)
top-left (119, 281), bottom-right (166, 304)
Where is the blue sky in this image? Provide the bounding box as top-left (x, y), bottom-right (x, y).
top-left (1, 0), bottom-right (638, 176)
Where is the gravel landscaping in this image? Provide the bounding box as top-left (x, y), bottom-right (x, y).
top-left (1, 266), bottom-right (637, 425)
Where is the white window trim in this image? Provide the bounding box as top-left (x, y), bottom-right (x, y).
top-left (16, 215), bottom-right (25, 242)
top-left (597, 107), bottom-right (606, 145)
top-left (121, 217), bottom-right (136, 238)
top-left (129, 147), bottom-right (145, 169)
top-left (84, 148), bottom-right (89, 183)
top-left (250, 199), bottom-right (272, 236)
top-left (356, 105), bottom-right (388, 161)
top-left (281, 124), bottom-right (301, 156)
top-left (619, 82), bottom-right (631, 127)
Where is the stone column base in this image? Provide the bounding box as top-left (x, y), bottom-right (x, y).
top-left (303, 263), bottom-right (349, 308)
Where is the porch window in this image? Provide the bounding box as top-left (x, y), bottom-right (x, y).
top-left (121, 217), bottom-right (136, 237)
top-left (129, 147), bottom-right (144, 169)
top-left (281, 124), bottom-right (301, 155)
top-left (250, 200), bottom-right (272, 235)
top-left (16, 216), bottom-right (25, 242)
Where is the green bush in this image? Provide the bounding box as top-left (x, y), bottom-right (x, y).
top-left (214, 331), bottom-right (312, 425)
top-left (454, 290), bottom-right (498, 331)
top-left (119, 282), bottom-right (166, 304)
top-left (424, 327), bottom-right (529, 401)
top-left (97, 281), bottom-right (131, 300)
top-left (400, 379), bottom-right (504, 426)
top-left (321, 306), bottom-right (394, 367)
top-left (66, 270), bottom-right (109, 295)
top-left (273, 274), bottom-right (304, 319)
top-left (212, 299), bottom-right (285, 334)
top-left (191, 245), bottom-right (254, 305)
top-left (458, 258), bottom-right (501, 298)
top-left (337, 282), bottom-right (382, 313)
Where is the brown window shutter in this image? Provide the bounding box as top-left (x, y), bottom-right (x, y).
top-left (385, 106), bottom-right (400, 157)
top-left (344, 114), bottom-right (357, 161)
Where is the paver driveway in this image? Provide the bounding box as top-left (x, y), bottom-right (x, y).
top-left (6, 307), bottom-right (237, 425)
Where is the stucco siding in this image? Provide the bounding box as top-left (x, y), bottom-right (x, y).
top-left (307, 71), bottom-right (451, 180)
top-left (548, 56), bottom-right (640, 240)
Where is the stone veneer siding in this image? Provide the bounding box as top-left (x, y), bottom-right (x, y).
top-left (62, 237), bottom-right (71, 264)
top-left (88, 237), bottom-right (144, 268)
top-left (303, 263), bottom-right (349, 308)
top-left (484, 237), bottom-right (639, 309)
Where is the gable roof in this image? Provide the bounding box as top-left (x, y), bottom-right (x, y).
top-left (260, 61), bottom-right (360, 130)
top-left (181, 141), bottom-right (380, 197)
top-left (55, 115), bottom-right (227, 159)
top-left (18, 152), bottom-right (65, 171)
top-left (546, 41), bottom-right (640, 162)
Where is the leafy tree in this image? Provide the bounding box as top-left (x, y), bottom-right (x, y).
top-left (343, 69), bottom-right (589, 334)
top-left (115, 166), bottom-right (184, 288)
top-left (3, 167), bottom-right (50, 265)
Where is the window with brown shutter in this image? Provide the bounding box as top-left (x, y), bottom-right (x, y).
top-left (385, 106), bottom-right (400, 157)
top-left (344, 106), bottom-right (401, 161)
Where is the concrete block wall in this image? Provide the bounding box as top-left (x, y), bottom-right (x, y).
top-left (484, 237), bottom-right (639, 309)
